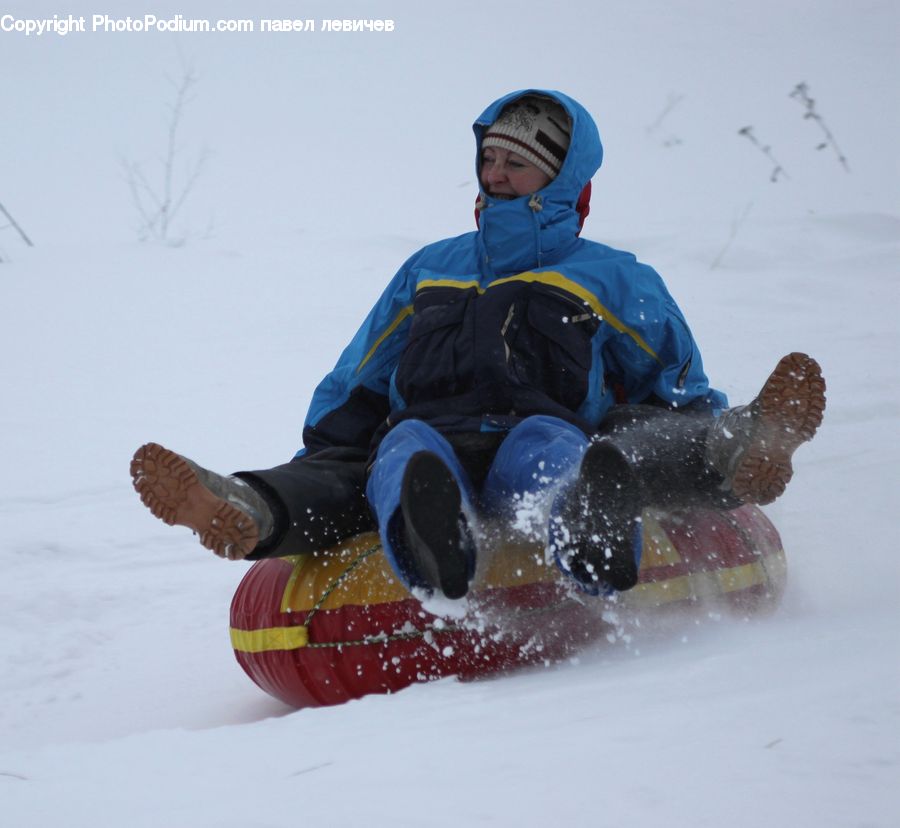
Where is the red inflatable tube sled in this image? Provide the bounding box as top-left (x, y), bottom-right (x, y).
top-left (229, 505), bottom-right (786, 709)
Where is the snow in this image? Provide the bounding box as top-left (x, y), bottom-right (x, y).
top-left (1, 0), bottom-right (898, 825)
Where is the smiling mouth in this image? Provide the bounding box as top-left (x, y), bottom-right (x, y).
top-left (489, 192), bottom-right (517, 201)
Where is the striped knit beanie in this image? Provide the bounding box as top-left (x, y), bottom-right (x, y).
top-left (482, 95), bottom-right (572, 179)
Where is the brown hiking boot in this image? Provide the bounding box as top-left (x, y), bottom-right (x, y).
top-left (707, 353), bottom-right (826, 505)
top-left (130, 443), bottom-right (274, 559)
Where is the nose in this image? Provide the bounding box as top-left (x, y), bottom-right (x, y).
top-left (484, 162), bottom-right (507, 184)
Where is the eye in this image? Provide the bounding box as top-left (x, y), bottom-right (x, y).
top-left (508, 160), bottom-right (526, 169)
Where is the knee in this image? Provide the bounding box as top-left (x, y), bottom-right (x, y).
top-left (377, 418), bottom-right (440, 453)
top-left (505, 415), bottom-right (588, 450)
top-left (372, 420), bottom-right (460, 487)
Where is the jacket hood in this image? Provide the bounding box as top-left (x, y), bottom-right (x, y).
top-left (472, 89), bottom-right (603, 276)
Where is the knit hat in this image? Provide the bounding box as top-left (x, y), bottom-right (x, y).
top-left (482, 95), bottom-right (572, 179)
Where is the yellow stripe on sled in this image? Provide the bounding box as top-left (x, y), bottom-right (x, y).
top-left (230, 558), bottom-right (779, 654)
top-left (231, 625), bottom-right (309, 652)
top-left (280, 534), bottom-right (409, 613)
top-left (622, 559), bottom-right (773, 610)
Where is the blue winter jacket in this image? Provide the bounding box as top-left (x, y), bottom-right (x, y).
top-left (299, 90), bottom-right (726, 456)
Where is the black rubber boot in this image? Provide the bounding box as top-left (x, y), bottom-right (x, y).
top-left (398, 451), bottom-right (474, 600)
top-left (553, 440), bottom-right (641, 593)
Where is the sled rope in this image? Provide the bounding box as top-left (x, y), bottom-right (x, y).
top-left (300, 542), bottom-right (581, 650)
top-left (300, 598), bottom-right (582, 650)
top-left (302, 543), bottom-right (382, 631)
top-left (304, 628), bottom-right (459, 650)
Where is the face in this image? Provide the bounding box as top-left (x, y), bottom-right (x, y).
top-left (480, 146), bottom-right (552, 200)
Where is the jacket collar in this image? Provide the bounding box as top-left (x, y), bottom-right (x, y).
top-left (476, 191), bottom-right (580, 275)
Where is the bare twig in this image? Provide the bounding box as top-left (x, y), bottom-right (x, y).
top-left (0, 202), bottom-right (34, 247)
top-left (711, 201), bottom-right (753, 270)
top-left (790, 82), bottom-right (850, 172)
top-left (121, 57), bottom-right (210, 244)
top-left (646, 93), bottom-right (685, 147)
top-left (738, 126), bottom-right (789, 182)
top-left (121, 162), bottom-right (162, 240)
top-left (167, 147), bottom-right (211, 224)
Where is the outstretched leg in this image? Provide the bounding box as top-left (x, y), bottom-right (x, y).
top-left (549, 352), bottom-right (825, 593)
top-left (131, 444), bottom-right (372, 560)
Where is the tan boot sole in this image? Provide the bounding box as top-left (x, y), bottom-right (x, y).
top-left (130, 442), bottom-right (259, 559)
top-left (731, 353), bottom-right (826, 505)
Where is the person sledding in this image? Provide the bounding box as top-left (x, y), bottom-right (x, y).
top-left (131, 90), bottom-right (826, 600)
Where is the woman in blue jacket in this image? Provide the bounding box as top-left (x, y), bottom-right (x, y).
top-left (132, 90), bottom-right (825, 599)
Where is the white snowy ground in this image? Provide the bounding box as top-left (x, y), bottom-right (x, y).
top-left (1, 1), bottom-right (898, 826)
